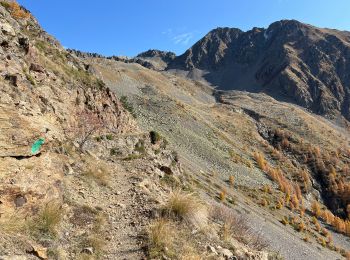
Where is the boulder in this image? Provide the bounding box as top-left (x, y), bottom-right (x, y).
top-left (29, 63), bottom-right (45, 73)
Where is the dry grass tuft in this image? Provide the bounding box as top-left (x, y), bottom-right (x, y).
top-left (29, 201), bottom-right (63, 238)
top-left (147, 219), bottom-right (175, 258)
top-left (0, 214), bottom-right (26, 233)
top-left (80, 234), bottom-right (105, 256)
top-left (210, 204), bottom-right (269, 250)
top-left (180, 249), bottom-right (202, 260)
top-left (164, 191), bottom-right (208, 228)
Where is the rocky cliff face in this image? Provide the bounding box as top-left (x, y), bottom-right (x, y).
top-left (168, 20), bottom-right (350, 121)
top-left (137, 49), bottom-right (176, 63)
top-left (0, 2), bottom-right (137, 158)
top-left (0, 2), bottom-right (142, 258)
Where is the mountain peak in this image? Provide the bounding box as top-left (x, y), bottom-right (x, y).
top-left (136, 49), bottom-right (176, 61)
top-left (167, 20), bottom-right (350, 121)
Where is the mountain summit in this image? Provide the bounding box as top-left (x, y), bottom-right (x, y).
top-left (168, 20), bottom-right (350, 121)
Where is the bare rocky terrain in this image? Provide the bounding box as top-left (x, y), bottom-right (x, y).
top-left (167, 20), bottom-right (350, 124)
top-left (82, 56), bottom-right (350, 260)
top-left (1, 1), bottom-right (350, 260)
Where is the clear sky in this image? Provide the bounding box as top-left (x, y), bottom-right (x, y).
top-left (17, 0), bottom-right (350, 57)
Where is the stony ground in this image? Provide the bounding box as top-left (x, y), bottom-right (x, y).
top-left (86, 57), bottom-right (350, 259)
top-left (1, 2), bottom-right (350, 259)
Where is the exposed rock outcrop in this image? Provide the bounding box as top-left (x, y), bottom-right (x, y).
top-left (168, 20), bottom-right (350, 121)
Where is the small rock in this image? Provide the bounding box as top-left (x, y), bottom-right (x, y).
top-left (29, 245), bottom-right (48, 260)
top-left (217, 248), bottom-right (233, 259)
top-left (207, 245), bottom-right (218, 255)
top-left (30, 63), bottom-right (45, 73)
top-left (81, 247), bottom-right (94, 255)
top-left (78, 191), bottom-right (85, 198)
top-left (14, 195), bottom-right (27, 207)
top-left (69, 158), bottom-right (75, 165)
top-left (159, 165), bottom-right (172, 175)
top-left (162, 254), bottom-right (170, 260)
top-left (1, 23), bottom-right (15, 36)
top-left (64, 163), bottom-right (74, 175)
top-left (117, 203), bottom-right (126, 209)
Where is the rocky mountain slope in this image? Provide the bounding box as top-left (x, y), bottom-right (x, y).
top-left (0, 1), bottom-right (174, 259)
top-left (167, 20), bottom-right (350, 123)
top-left (83, 53), bottom-right (350, 259)
top-left (0, 1), bottom-right (277, 260)
top-left (2, 1), bottom-right (350, 259)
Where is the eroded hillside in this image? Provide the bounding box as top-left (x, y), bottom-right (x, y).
top-left (0, 2), bottom-right (280, 260)
top-left (79, 51), bottom-right (350, 259)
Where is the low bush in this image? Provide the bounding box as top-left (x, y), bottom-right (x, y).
top-left (105, 134), bottom-right (113, 140)
top-left (150, 130), bottom-right (161, 144)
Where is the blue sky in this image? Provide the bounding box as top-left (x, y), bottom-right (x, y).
top-left (18, 0), bottom-right (350, 57)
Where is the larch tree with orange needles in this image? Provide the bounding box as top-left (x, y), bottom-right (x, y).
top-left (311, 200), bottom-right (321, 218)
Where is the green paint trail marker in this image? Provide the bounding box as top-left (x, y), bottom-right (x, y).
top-left (31, 138), bottom-right (45, 154)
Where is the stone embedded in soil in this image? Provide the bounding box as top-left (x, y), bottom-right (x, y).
top-left (14, 195), bottom-right (27, 207)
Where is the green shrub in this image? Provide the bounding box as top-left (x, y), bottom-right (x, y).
top-left (110, 148), bottom-right (117, 156)
top-left (105, 134), bottom-right (113, 140)
top-left (150, 130), bottom-right (161, 144)
top-left (25, 72), bottom-right (36, 86)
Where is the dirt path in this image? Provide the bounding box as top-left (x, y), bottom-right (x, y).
top-left (66, 160), bottom-right (153, 259)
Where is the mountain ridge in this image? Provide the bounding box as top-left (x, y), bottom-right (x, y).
top-left (162, 20), bottom-right (350, 123)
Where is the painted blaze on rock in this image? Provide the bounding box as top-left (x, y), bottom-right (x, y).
top-left (31, 138), bottom-right (45, 154)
